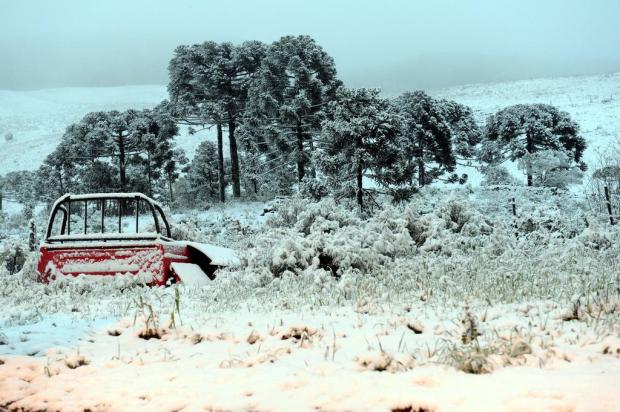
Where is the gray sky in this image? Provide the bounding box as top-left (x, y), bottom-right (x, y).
top-left (1, 0), bottom-right (619, 91)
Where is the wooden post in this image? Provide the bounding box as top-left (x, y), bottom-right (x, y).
top-left (0, 191), bottom-right (2, 211)
top-left (28, 220), bottom-right (36, 252)
top-left (510, 197), bottom-right (518, 238)
top-left (604, 186), bottom-right (615, 225)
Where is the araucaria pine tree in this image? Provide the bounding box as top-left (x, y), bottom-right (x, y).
top-left (439, 99), bottom-right (482, 160)
top-left (187, 141), bottom-right (223, 203)
top-left (245, 35), bottom-right (340, 183)
top-left (393, 91), bottom-right (459, 187)
top-left (319, 88), bottom-right (402, 209)
top-left (42, 109), bottom-right (180, 196)
top-left (480, 104), bottom-right (586, 186)
top-left (168, 40), bottom-right (267, 199)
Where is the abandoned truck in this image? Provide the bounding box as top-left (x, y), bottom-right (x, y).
top-left (36, 193), bottom-right (239, 286)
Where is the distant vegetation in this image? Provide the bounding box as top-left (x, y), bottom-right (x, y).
top-left (0, 35), bottom-right (591, 211)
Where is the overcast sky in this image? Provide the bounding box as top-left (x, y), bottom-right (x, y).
top-left (1, 0), bottom-right (619, 91)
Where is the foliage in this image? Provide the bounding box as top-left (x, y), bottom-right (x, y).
top-left (244, 35), bottom-right (340, 183)
top-left (392, 91), bottom-right (465, 187)
top-left (480, 104), bottom-right (587, 186)
top-left (168, 40), bottom-right (267, 198)
top-left (35, 108), bottom-right (181, 201)
top-left (516, 150), bottom-right (583, 188)
top-left (185, 141), bottom-right (225, 205)
top-left (319, 88), bottom-right (403, 208)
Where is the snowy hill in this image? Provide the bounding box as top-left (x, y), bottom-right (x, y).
top-left (0, 85), bottom-right (206, 174)
top-left (432, 72), bottom-right (620, 169)
top-left (0, 73), bottom-right (618, 176)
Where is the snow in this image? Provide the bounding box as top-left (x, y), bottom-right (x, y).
top-left (1, 187), bottom-right (620, 410)
top-left (170, 262), bottom-right (210, 286)
top-left (186, 241), bottom-right (240, 266)
top-left (0, 307), bottom-right (618, 411)
top-left (64, 192), bottom-right (160, 201)
top-left (46, 232), bottom-right (160, 242)
top-left (0, 315), bottom-right (114, 357)
top-left (61, 262), bottom-right (141, 273)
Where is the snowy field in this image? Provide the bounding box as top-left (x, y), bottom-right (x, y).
top-left (1, 73), bottom-right (620, 411)
top-left (1, 187), bottom-right (620, 411)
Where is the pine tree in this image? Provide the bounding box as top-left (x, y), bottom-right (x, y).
top-left (319, 88), bottom-right (402, 209)
top-left (439, 99), bottom-right (482, 160)
top-left (480, 104), bottom-right (586, 186)
top-left (168, 40), bottom-right (267, 199)
top-left (162, 148), bottom-right (189, 204)
top-left (393, 91), bottom-right (458, 187)
top-left (36, 144), bottom-right (80, 202)
top-left (245, 35), bottom-right (340, 184)
top-left (45, 109), bottom-right (180, 196)
top-left (131, 106), bottom-right (180, 197)
top-left (188, 141), bottom-right (224, 203)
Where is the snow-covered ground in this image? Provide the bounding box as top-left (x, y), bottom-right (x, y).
top-left (1, 188), bottom-right (619, 411)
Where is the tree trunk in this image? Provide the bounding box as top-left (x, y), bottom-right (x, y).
top-left (417, 158), bottom-right (425, 187)
top-left (118, 135), bottom-right (127, 191)
top-left (605, 186), bottom-right (615, 225)
top-left (526, 133), bottom-right (533, 187)
top-left (417, 138), bottom-right (425, 187)
top-left (228, 120), bottom-right (241, 198)
top-left (146, 151), bottom-right (152, 197)
top-left (309, 135), bottom-right (316, 179)
top-left (356, 161), bottom-right (363, 209)
top-left (296, 123), bottom-right (305, 182)
top-left (217, 124), bottom-right (226, 203)
top-left (356, 135), bottom-right (363, 209)
top-left (168, 175), bottom-right (174, 204)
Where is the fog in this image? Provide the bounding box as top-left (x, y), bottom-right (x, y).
top-left (1, 0), bottom-right (619, 91)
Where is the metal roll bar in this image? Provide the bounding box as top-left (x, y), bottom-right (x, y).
top-left (45, 193), bottom-right (172, 242)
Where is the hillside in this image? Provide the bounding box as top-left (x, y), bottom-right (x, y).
top-left (432, 72), bottom-right (620, 169)
top-left (0, 86), bottom-right (205, 174)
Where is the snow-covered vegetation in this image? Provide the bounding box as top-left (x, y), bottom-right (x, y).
top-left (1, 187), bottom-right (620, 410)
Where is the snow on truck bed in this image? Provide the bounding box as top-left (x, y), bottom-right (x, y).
top-left (187, 241), bottom-right (240, 266)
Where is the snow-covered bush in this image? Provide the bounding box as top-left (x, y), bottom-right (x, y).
top-left (293, 198), bottom-right (358, 235)
top-left (298, 178), bottom-right (329, 201)
top-left (480, 165), bottom-right (517, 186)
top-left (517, 150), bottom-right (584, 188)
top-left (244, 198), bottom-right (416, 279)
top-left (576, 224), bottom-right (615, 250)
top-left (234, 187), bottom-right (620, 311)
top-left (0, 239), bottom-right (28, 275)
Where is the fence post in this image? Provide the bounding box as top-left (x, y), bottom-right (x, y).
top-left (0, 191), bottom-right (3, 212)
top-left (604, 186), bottom-right (615, 225)
top-left (29, 219), bottom-right (37, 252)
top-left (510, 197), bottom-right (517, 217)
